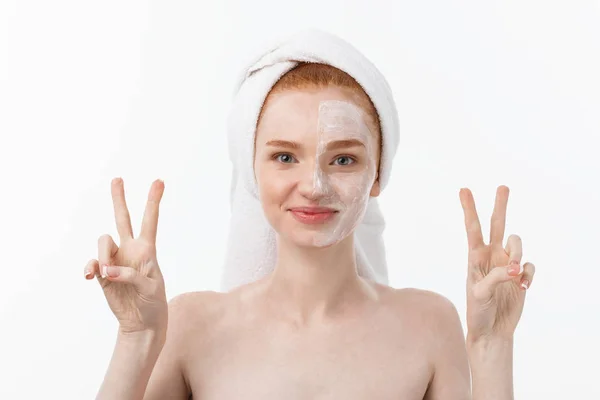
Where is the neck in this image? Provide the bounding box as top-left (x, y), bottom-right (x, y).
top-left (261, 234), bottom-right (375, 325)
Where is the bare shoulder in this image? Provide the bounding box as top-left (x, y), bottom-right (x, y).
top-left (391, 287), bottom-right (458, 312)
top-left (377, 285), bottom-right (462, 331)
top-left (168, 290), bottom-right (227, 315)
top-left (165, 290), bottom-right (232, 338)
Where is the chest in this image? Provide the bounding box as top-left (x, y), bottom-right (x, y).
top-left (187, 318), bottom-right (433, 400)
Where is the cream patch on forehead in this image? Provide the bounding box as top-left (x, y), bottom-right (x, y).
top-left (317, 100), bottom-right (370, 136)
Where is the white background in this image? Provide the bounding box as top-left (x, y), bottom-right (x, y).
top-left (1, 0), bottom-right (599, 398)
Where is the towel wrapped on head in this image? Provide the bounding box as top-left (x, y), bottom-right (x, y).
top-left (221, 29), bottom-right (400, 292)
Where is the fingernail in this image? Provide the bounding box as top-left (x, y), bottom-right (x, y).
top-left (521, 280), bottom-right (529, 290)
top-left (101, 265), bottom-right (108, 278)
top-left (106, 266), bottom-right (120, 278)
top-left (84, 269), bottom-right (92, 279)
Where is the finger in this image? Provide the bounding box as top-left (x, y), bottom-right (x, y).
top-left (98, 234), bottom-right (119, 272)
top-left (472, 265), bottom-right (517, 301)
top-left (459, 188), bottom-right (484, 250)
top-left (140, 179), bottom-right (165, 243)
top-left (505, 234), bottom-right (523, 264)
top-left (111, 178), bottom-right (134, 241)
top-left (84, 259), bottom-right (99, 280)
top-left (490, 185), bottom-right (509, 245)
top-left (520, 262), bottom-right (535, 290)
top-left (103, 265), bottom-right (153, 292)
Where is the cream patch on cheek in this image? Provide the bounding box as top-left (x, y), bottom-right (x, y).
top-left (311, 100), bottom-right (377, 247)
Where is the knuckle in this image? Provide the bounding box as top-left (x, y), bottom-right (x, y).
top-left (510, 249), bottom-right (523, 258)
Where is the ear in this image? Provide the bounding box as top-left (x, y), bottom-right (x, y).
top-left (369, 176), bottom-right (381, 197)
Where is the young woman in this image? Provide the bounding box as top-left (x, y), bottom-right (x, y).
top-left (85, 35), bottom-right (535, 400)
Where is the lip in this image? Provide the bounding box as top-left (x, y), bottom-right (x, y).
top-left (288, 207), bottom-right (338, 224)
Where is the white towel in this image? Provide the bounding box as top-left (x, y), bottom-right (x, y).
top-left (220, 29), bottom-right (400, 292)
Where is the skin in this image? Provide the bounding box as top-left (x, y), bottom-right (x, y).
top-left (87, 87), bottom-right (535, 400)
top-left (256, 97), bottom-right (379, 248)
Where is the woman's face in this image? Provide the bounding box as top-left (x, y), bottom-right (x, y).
top-left (254, 86), bottom-right (381, 248)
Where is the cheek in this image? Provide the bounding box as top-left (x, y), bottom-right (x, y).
top-left (257, 166), bottom-right (292, 201)
top-left (329, 170), bottom-right (374, 203)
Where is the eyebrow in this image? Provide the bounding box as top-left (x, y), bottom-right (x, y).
top-left (265, 140), bottom-right (299, 149)
top-left (265, 139), bottom-right (365, 151)
top-left (325, 139), bottom-right (365, 151)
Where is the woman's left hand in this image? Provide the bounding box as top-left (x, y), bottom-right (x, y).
top-left (459, 185), bottom-right (536, 342)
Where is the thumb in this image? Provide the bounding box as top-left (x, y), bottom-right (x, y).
top-left (473, 262), bottom-right (521, 301)
top-left (103, 265), bottom-right (153, 293)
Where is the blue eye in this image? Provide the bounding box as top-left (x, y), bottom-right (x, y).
top-left (275, 153), bottom-right (296, 163)
top-left (333, 156), bottom-right (355, 166)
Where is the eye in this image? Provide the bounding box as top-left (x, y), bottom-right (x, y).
top-left (274, 153), bottom-right (296, 164)
top-left (332, 156), bottom-right (355, 166)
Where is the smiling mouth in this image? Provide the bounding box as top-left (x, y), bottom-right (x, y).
top-left (288, 207), bottom-right (338, 225)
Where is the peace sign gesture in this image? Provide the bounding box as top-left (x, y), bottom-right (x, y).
top-left (83, 178), bottom-right (168, 335)
top-left (459, 186), bottom-right (536, 341)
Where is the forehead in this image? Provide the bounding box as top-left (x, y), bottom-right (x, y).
top-left (256, 87), bottom-right (376, 143)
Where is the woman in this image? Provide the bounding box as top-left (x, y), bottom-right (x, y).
top-left (85, 30), bottom-right (535, 399)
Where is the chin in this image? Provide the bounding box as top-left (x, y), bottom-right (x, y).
top-left (299, 235), bottom-right (339, 249)
top-left (280, 223), bottom-right (349, 249)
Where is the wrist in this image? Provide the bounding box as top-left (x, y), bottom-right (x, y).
top-left (117, 328), bottom-right (166, 352)
top-left (467, 333), bottom-right (514, 360)
top-left (467, 333), bottom-right (514, 377)
top-left (467, 331), bottom-right (514, 348)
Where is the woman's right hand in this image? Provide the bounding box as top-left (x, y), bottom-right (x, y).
top-left (84, 178), bottom-right (168, 337)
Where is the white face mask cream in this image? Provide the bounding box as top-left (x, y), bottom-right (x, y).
top-left (308, 100), bottom-right (377, 247)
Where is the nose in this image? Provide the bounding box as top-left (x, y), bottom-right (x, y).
top-left (297, 160), bottom-right (332, 201)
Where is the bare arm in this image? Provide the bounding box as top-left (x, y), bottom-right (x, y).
top-left (422, 294), bottom-right (471, 400)
top-left (143, 294), bottom-right (192, 399)
top-left (422, 297), bottom-right (515, 400)
top-left (467, 336), bottom-right (514, 400)
top-left (97, 330), bottom-right (165, 399)
top-left (96, 295), bottom-right (190, 400)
